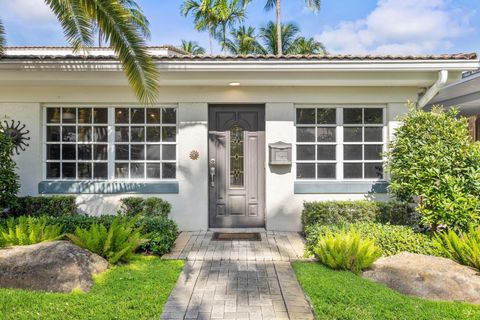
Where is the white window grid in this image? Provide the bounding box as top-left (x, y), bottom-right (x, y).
top-left (113, 107), bottom-right (177, 180)
top-left (42, 105), bottom-right (178, 181)
top-left (295, 106), bottom-right (387, 181)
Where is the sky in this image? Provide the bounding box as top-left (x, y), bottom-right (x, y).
top-left (1, 0), bottom-right (479, 55)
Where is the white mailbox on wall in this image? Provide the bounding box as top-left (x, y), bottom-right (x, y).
top-left (269, 141), bottom-right (292, 165)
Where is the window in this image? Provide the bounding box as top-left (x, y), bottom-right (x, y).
top-left (296, 106), bottom-right (385, 180)
top-left (44, 106), bottom-right (177, 180)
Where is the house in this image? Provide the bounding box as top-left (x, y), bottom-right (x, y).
top-left (428, 70), bottom-right (480, 140)
top-left (0, 46), bottom-right (478, 231)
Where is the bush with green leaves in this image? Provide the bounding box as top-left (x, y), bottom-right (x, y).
top-left (139, 216), bottom-right (178, 255)
top-left (6, 196), bottom-right (78, 218)
top-left (120, 197), bottom-right (171, 218)
top-left (305, 222), bottom-right (439, 257)
top-left (434, 227), bottom-right (480, 270)
top-left (45, 215), bottom-right (117, 234)
top-left (312, 228), bottom-right (382, 274)
top-left (0, 128), bottom-right (19, 212)
top-left (385, 105), bottom-right (480, 232)
top-left (67, 216), bottom-right (146, 264)
top-left (0, 216), bottom-right (62, 247)
top-left (302, 200), bottom-right (419, 229)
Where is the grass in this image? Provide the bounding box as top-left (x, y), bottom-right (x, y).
top-left (293, 262), bottom-right (480, 320)
top-left (0, 256), bottom-right (183, 320)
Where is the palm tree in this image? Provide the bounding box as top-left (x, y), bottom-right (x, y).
top-left (0, 0), bottom-right (158, 105)
top-left (181, 40), bottom-right (206, 54)
top-left (264, 0), bottom-right (321, 55)
top-left (224, 26), bottom-right (266, 55)
top-left (259, 21), bottom-right (300, 55)
top-left (181, 0), bottom-right (219, 54)
top-left (214, 0), bottom-right (248, 54)
top-left (97, 0), bottom-right (151, 47)
top-left (289, 37), bottom-right (327, 55)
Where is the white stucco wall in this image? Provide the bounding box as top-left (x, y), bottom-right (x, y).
top-left (0, 85), bottom-right (415, 231)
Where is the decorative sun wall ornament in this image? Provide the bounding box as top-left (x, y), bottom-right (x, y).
top-left (1, 120), bottom-right (30, 155)
top-left (189, 150), bottom-right (199, 160)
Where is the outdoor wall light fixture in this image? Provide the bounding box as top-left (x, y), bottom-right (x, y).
top-left (228, 82), bottom-right (241, 86)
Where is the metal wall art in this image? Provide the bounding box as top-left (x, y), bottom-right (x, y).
top-left (189, 150), bottom-right (199, 160)
top-left (1, 120), bottom-right (31, 155)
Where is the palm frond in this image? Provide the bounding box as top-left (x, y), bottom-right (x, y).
top-left (0, 19), bottom-right (5, 56)
top-left (264, 0), bottom-right (276, 11)
top-left (45, 0), bottom-right (95, 50)
top-left (181, 40), bottom-right (206, 55)
top-left (79, 0), bottom-right (159, 104)
top-left (118, 0), bottom-right (150, 38)
top-left (305, 0), bottom-right (321, 12)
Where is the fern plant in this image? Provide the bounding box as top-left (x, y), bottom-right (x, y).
top-left (67, 216), bottom-right (146, 264)
top-left (434, 227), bottom-right (480, 270)
top-left (313, 228), bottom-right (382, 274)
top-left (0, 216), bottom-right (62, 247)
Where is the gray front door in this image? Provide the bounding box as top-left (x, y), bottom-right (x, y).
top-left (208, 105), bottom-right (265, 228)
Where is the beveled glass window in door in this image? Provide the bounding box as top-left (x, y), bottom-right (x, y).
top-left (230, 124), bottom-right (244, 187)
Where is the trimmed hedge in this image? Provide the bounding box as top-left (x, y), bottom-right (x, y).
top-left (301, 201), bottom-right (419, 229)
top-left (140, 216), bottom-right (178, 255)
top-left (6, 196), bottom-right (78, 218)
top-left (305, 222), bottom-right (440, 257)
top-left (120, 197), bottom-right (171, 218)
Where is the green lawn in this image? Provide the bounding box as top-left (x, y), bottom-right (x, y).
top-left (0, 256), bottom-right (183, 320)
top-left (293, 262), bottom-right (480, 320)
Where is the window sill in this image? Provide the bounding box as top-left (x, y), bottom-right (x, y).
top-left (294, 181), bottom-right (388, 194)
top-left (38, 181), bottom-right (179, 194)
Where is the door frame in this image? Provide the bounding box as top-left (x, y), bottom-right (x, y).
top-left (207, 104), bottom-right (266, 228)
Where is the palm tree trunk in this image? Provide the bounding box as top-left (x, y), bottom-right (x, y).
top-left (208, 32), bottom-right (213, 54)
top-left (276, 0), bottom-right (282, 55)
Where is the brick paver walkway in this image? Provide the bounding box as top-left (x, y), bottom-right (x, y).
top-left (161, 231), bottom-right (315, 319)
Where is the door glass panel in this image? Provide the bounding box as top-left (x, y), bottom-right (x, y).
top-left (230, 124), bottom-right (244, 187)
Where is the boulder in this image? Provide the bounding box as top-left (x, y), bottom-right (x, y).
top-left (363, 252), bottom-right (480, 304)
top-left (0, 240), bottom-right (108, 293)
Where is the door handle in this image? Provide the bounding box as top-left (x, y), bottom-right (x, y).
top-left (209, 159), bottom-right (216, 187)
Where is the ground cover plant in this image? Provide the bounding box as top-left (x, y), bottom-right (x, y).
top-left (67, 216), bottom-right (146, 264)
top-left (305, 222), bottom-right (439, 257)
top-left (0, 216), bottom-right (62, 247)
top-left (434, 226), bottom-right (480, 270)
top-left (312, 228), bottom-right (381, 274)
top-left (293, 262), bottom-right (480, 320)
top-left (0, 256), bottom-right (183, 320)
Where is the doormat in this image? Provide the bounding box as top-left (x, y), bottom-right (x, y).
top-left (212, 232), bottom-right (261, 241)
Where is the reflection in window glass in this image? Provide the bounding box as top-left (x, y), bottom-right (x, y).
top-left (296, 107), bottom-right (385, 180)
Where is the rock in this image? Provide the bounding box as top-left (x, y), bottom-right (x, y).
top-left (363, 252), bottom-right (480, 304)
top-left (0, 241), bottom-right (108, 293)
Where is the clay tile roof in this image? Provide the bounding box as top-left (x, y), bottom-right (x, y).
top-left (154, 53), bottom-right (478, 61)
top-left (0, 48), bottom-right (477, 61)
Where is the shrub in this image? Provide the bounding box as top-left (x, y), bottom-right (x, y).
top-left (120, 197), bottom-right (171, 218)
top-left (305, 222), bottom-right (439, 257)
top-left (302, 200), bottom-right (418, 229)
top-left (385, 105), bottom-right (480, 232)
top-left (0, 216), bottom-right (62, 247)
top-left (139, 216), bottom-right (178, 255)
top-left (0, 128), bottom-right (19, 212)
top-left (46, 215), bottom-right (117, 234)
top-left (312, 228), bottom-right (381, 274)
top-left (434, 227), bottom-right (480, 270)
top-left (67, 216), bottom-right (146, 264)
top-left (7, 196), bottom-right (78, 217)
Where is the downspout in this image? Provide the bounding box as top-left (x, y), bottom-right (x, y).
top-left (417, 70), bottom-right (449, 108)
